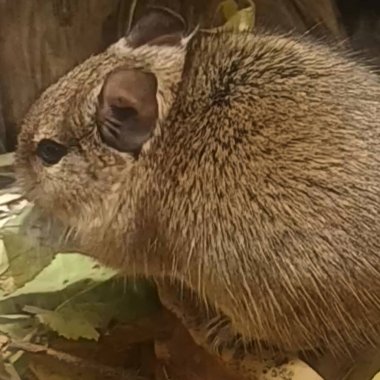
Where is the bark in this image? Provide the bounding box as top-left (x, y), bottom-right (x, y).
top-left (0, 0), bottom-right (131, 150)
top-left (0, 96), bottom-right (6, 154)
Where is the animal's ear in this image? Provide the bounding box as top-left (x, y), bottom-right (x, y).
top-left (126, 6), bottom-right (187, 48)
top-left (97, 68), bottom-right (158, 156)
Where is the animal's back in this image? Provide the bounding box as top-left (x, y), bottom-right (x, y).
top-left (143, 31), bottom-right (380, 355)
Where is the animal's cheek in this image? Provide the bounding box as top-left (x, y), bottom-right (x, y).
top-left (27, 155), bottom-right (71, 197)
top-left (15, 134), bottom-right (36, 172)
top-left (15, 152), bottom-right (42, 197)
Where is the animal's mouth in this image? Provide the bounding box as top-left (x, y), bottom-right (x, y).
top-left (15, 148), bottom-right (53, 207)
top-left (22, 203), bottom-right (79, 254)
top-left (14, 167), bottom-right (38, 204)
top-left (14, 170), bottom-right (56, 219)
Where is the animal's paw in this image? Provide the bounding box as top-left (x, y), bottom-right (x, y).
top-left (155, 280), bottom-right (324, 380)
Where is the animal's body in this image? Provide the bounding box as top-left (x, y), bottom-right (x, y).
top-left (16, 7), bottom-right (380, 380)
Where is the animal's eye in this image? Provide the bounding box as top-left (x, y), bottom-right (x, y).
top-left (36, 139), bottom-right (68, 166)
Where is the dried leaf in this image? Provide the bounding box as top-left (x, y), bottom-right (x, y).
top-left (2, 364), bottom-right (22, 380)
top-left (0, 195), bottom-right (21, 207)
top-left (0, 317), bottom-right (35, 341)
top-left (0, 356), bottom-right (12, 380)
top-left (218, 0), bottom-right (239, 21)
top-left (0, 154), bottom-right (14, 169)
top-left (204, 1), bottom-right (256, 33)
top-left (223, 5), bottom-right (256, 31)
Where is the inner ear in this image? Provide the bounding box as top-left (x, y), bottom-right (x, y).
top-left (97, 68), bottom-right (158, 155)
top-left (126, 6), bottom-right (187, 48)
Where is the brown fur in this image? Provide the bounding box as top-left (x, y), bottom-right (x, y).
top-left (15, 15), bottom-right (380, 378)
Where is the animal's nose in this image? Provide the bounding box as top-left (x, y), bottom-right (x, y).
top-left (36, 139), bottom-right (68, 165)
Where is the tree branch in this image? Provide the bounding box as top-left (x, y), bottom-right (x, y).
top-left (8, 340), bottom-right (147, 380)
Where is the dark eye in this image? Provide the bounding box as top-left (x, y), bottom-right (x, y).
top-left (36, 139), bottom-right (68, 165)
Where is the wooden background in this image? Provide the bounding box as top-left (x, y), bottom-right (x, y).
top-left (0, 0), bottom-right (366, 153)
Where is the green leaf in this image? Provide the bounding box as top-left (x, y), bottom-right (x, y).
top-left (0, 194), bottom-right (159, 343)
top-left (0, 247), bottom-right (158, 341)
top-left (4, 253), bottom-right (116, 299)
top-left (0, 206), bottom-right (55, 293)
top-left (22, 276), bottom-right (159, 341)
top-left (0, 253), bottom-right (116, 341)
top-left (28, 306), bottom-right (100, 341)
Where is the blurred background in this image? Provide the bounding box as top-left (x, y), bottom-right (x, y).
top-left (0, 0), bottom-right (379, 153)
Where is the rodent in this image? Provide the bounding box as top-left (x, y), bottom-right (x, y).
top-left (15, 5), bottom-right (380, 379)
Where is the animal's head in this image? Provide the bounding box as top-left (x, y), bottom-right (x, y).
top-left (16, 7), bottom-right (192, 230)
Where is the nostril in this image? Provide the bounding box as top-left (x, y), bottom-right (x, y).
top-left (36, 139), bottom-right (68, 166)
